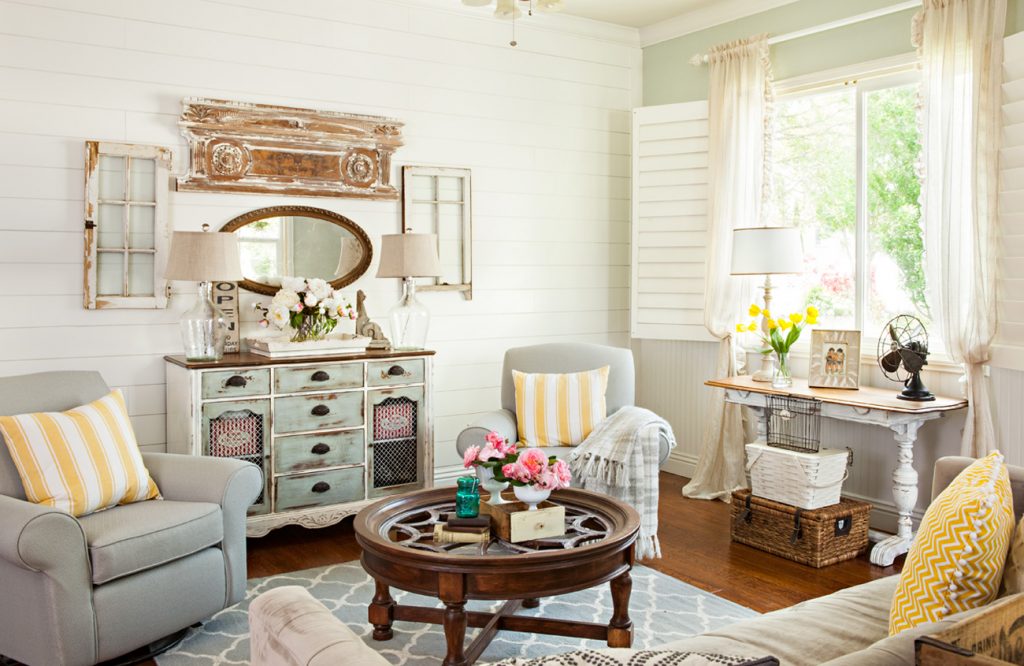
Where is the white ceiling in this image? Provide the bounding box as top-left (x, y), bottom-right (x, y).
top-left (556, 0), bottom-right (722, 28)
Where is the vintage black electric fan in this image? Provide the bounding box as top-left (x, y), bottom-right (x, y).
top-left (877, 314), bottom-right (935, 402)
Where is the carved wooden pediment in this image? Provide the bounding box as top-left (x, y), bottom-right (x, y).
top-left (176, 98), bottom-right (403, 200)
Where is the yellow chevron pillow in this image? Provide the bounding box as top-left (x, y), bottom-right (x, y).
top-left (0, 390), bottom-right (160, 517)
top-left (889, 452), bottom-right (1014, 635)
top-left (513, 366), bottom-right (610, 448)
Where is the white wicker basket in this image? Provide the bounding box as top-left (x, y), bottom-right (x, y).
top-left (745, 442), bottom-right (850, 510)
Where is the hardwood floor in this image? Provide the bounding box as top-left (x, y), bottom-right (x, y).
top-left (246, 472), bottom-right (901, 614)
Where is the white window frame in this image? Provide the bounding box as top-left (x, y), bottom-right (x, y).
top-left (84, 141), bottom-right (172, 310)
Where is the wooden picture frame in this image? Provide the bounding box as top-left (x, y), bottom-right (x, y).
top-left (808, 329), bottom-right (862, 389)
top-left (401, 165), bottom-right (473, 299)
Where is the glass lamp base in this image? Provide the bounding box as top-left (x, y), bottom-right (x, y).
top-left (180, 282), bottom-right (227, 361)
top-left (389, 278), bottom-right (431, 350)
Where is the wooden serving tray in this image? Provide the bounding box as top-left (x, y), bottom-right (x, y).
top-left (480, 499), bottom-right (566, 543)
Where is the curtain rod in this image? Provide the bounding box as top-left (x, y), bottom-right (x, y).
top-left (690, 1), bottom-right (920, 65)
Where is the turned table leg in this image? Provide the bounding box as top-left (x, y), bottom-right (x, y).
top-left (369, 580), bottom-right (396, 640)
top-left (871, 420), bottom-right (922, 567)
top-left (608, 571), bottom-right (633, 648)
top-left (442, 600), bottom-right (469, 666)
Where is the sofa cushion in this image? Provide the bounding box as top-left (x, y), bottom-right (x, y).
top-left (79, 499), bottom-right (223, 584)
top-left (658, 576), bottom-right (898, 666)
top-left (490, 651), bottom-right (778, 665)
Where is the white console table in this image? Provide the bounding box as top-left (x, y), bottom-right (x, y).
top-left (706, 375), bottom-right (967, 566)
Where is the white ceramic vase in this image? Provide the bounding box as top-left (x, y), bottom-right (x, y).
top-left (513, 484), bottom-right (551, 511)
top-left (476, 465), bottom-right (509, 505)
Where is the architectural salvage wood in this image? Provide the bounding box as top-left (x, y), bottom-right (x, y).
top-left (176, 98), bottom-right (403, 199)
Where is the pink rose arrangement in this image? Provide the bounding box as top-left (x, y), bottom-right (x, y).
top-left (462, 430), bottom-right (517, 469)
top-left (498, 447), bottom-right (572, 491)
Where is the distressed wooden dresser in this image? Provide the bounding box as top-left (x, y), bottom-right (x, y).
top-left (165, 350), bottom-right (434, 536)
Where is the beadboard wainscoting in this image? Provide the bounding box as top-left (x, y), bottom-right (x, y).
top-left (0, 0), bottom-right (641, 480)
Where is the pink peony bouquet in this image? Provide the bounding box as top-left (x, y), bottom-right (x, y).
top-left (462, 430), bottom-right (517, 469)
top-left (498, 447), bottom-right (572, 491)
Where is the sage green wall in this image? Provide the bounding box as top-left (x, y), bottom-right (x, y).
top-left (643, 0), bottom-right (1024, 106)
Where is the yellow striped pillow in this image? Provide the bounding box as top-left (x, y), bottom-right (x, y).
top-left (889, 451), bottom-right (1014, 635)
top-left (513, 366), bottom-right (610, 448)
top-left (0, 390), bottom-right (160, 517)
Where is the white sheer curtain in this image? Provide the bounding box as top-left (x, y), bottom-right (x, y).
top-left (683, 35), bottom-right (770, 500)
top-left (916, 0), bottom-right (1005, 456)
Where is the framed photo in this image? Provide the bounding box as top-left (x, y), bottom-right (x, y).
top-left (808, 329), bottom-right (861, 389)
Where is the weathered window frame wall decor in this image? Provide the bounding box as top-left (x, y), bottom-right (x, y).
top-left (83, 141), bottom-right (173, 310)
top-left (176, 98), bottom-right (404, 200)
top-left (401, 165), bottom-right (473, 299)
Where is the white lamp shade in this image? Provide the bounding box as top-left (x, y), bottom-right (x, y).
top-left (730, 227), bottom-right (804, 276)
top-left (164, 229), bottom-right (243, 282)
top-left (376, 234), bottom-right (443, 278)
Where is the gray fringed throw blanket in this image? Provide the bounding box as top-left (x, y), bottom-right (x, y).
top-left (567, 406), bottom-right (676, 560)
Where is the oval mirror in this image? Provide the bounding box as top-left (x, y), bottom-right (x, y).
top-left (221, 206), bottom-right (372, 296)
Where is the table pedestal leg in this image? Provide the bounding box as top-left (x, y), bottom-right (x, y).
top-left (871, 421), bottom-right (921, 567)
top-left (442, 601), bottom-right (468, 666)
top-left (369, 581), bottom-right (395, 640)
top-left (608, 571), bottom-right (633, 648)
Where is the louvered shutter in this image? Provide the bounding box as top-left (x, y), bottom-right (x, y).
top-left (631, 101), bottom-right (715, 341)
top-left (995, 32), bottom-right (1024, 370)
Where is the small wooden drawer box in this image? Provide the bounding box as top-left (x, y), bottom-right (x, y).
top-left (368, 359), bottom-right (424, 387)
top-left (273, 391), bottom-right (365, 434)
top-left (730, 489), bottom-right (871, 568)
top-left (275, 467), bottom-right (365, 512)
top-left (916, 593), bottom-right (1024, 665)
top-left (481, 499), bottom-right (566, 543)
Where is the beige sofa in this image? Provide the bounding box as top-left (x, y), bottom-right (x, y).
top-left (249, 456), bottom-right (1024, 666)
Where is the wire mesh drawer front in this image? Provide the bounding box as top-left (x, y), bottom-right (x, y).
top-left (372, 438), bottom-right (419, 489)
top-left (766, 395), bottom-right (822, 453)
top-left (207, 408), bottom-right (268, 509)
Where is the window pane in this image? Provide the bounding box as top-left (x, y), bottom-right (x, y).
top-left (437, 176), bottom-right (463, 202)
top-left (97, 203), bottom-right (125, 249)
top-left (411, 175), bottom-right (435, 200)
top-left (129, 205), bottom-right (155, 249)
top-left (98, 155), bottom-right (125, 200)
top-left (127, 253), bottom-right (155, 296)
top-left (129, 157), bottom-right (156, 202)
top-left (865, 84), bottom-right (928, 339)
top-left (766, 88), bottom-right (857, 329)
top-left (437, 203), bottom-right (464, 285)
top-left (97, 251), bottom-right (124, 296)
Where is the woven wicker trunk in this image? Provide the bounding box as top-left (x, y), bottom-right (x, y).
top-left (731, 489), bottom-right (871, 568)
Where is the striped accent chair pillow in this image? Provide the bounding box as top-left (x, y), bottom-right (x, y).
top-left (889, 451), bottom-right (1014, 635)
top-left (512, 366), bottom-right (610, 448)
top-left (0, 389), bottom-right (160, 517)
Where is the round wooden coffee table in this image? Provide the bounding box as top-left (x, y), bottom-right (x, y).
top-left (354, 487), bottom-right (640, 666)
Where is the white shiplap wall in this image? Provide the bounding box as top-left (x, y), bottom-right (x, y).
top-left (0, 0), bottom-right (641, 480)
top-left (996, 32), bottom-right (1024, 371)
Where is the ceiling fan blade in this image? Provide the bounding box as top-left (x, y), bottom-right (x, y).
top-left (880, 350), bottom-right (902, 373)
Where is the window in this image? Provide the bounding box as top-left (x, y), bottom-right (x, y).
top-left (84, 141), bottom-right (172, 309)
top-left (764, 71), bottom-right (934, 349)
top-left (401, 166), bottom-right (473, 299)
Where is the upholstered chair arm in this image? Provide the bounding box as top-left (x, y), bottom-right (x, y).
top-left (0, 494), bottom-right (89, 572)
top-left (455, 409), bottom-right (518, 456)
top-left (142, 453), bottom-right (262, 605)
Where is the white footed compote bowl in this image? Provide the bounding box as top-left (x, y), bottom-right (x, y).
top-left (513, 484), bottom-right (551, 511)
top-left (476, 465), bottom-right (510, 505)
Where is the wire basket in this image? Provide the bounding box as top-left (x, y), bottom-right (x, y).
top-left (766, 395), bottom-right (822, 453)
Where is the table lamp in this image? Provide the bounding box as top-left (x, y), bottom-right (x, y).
top-left (730, 226), bottom-right (803, 381)
top-left (376, 233), bottom-right (442, 350)
top-left (165, 224), bottom-right (243, 361)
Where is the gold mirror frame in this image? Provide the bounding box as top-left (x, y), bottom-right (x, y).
top-left (220, 205), bottom-right (372, 297)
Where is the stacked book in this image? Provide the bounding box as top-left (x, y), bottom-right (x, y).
top-left (433, 516), bottom-right (490, 544)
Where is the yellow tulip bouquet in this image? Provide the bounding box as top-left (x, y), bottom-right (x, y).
top-left (736, 304), bottom-right (819, 386)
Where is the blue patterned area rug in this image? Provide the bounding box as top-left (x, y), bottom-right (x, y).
top-left (155, 561), bottom-right (757, 665)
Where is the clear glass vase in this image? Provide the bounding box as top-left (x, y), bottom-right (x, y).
top-left (179, 281), bottom-right (227, 361)
top-left (773, 351), bottom-right (793, 388)
top-left (290, 311), bottom-right (337, 343)
top-left (389, 278), bottom-right (430, 350)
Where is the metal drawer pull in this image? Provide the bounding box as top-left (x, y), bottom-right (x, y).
top-left (225, 375), bottom-right (247, 388)
top-left (381, 365), bottom-right (413, 379)
top-left (311, 370), bottom-right (330, 382)
top-left (311, 404), bottom-right (331, 416)
top-left (311, 443), bottom-right (331, 455)
top-left (311, 481), bottom-right (331, 493)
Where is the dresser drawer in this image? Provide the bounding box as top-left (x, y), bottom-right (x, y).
top-left (367, 359), bottom-right (424, 387)
top-left (275, 363), bottom-right (364, 394)
top-left (201, 369), bottom-right (271, 399)
top-left (275, 467), bottom-right (365, 511)
top-left (274, 430), bottom-right (365, 474)
top-left (273, 392), bottom-right (364, 434)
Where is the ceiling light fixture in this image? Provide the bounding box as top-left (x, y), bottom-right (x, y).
top-left (461, 0), bottom-right (564, 47)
